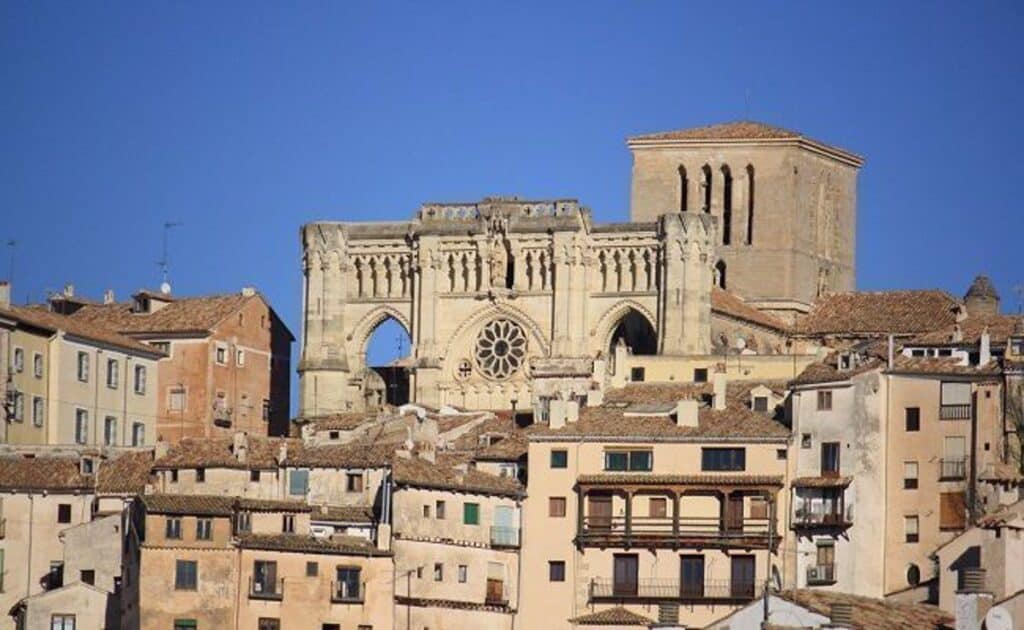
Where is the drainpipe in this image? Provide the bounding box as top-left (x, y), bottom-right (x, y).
top-left (968, 390), bottom-right (979, 524)
top-left (26, 493), bottom-right (34, 597)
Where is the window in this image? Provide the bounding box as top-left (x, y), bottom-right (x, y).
top-left (104, 417), bottom-right (117, 446)
top-left (289, 469), bottom-right (309, 496)
top-left (346, 473), bottom-right (363, 493)
top-left (57, 504), bottom-right (72, 523)
top-left (604, 450), bottom-right (653, 472)
top-left (549, 497), bottom-right (567, 517)
top-left (714, 260), bottom-right (727, 289)
top-left (306, 561), bottom-right (319, 577)
top-left (940, 492), bottom-right (967, 531)
top-left (250, 470), bottom-right (261, 482)
top-left (169, 387), bottom-right (186, 411)
top-left (166, 517), bottom-right (182, 539)
top-left (81, 458), bottom-right (94, 475)
top-left (175, 560), bottom-right (197, 590)
top-left (258, 619), bottom-right (279, 630)
top-left (234, 512), bottom-right (251, 534)
top-left (630, 367), bottom-right (645, 382)
top-left (463, 502), bottom-right (480, 525)
top-left (106, 359), bottom-right (119, 388)
top-left (549, 561), bottom-right (566, 582)
top-left (434, 563), bottom-right (443, 581)
top-left (701, 448), bottom-right (746, 471)
top-left (801, 433), bottom-right (812, 449)
top-left (336, 566), bottom-right (361, 601)
top-left (236, 349), bottom-right (245, 366)
top-left (613, 554), bottom-right (639, 596)
top-left (134, 365), bottom-right (146, 394)
top-left (328, 431), bottom-right (340, 440)
top-left (196, 518), bottom-right (212, 540)
top-left (173, 620), bottom-right (196, 630)
top-left (12, 347), bottom-right (23, 372)
top-left (649, 497), bottom-right (667, 518)
top-left (753, 396), bottom-right (769, 412)
top-left (74, 409), bottom-right (88, 444)
top-left (905, 515), bottom-right (919, 543)
top-left (904, 462), bottom-right (919, 489)
top-left (32, 396), bottom-right (43, 427)
top-left (435, 500), bottom-right (446, 520)
top-left (215, 345), bottom-right (227, 365)
top-left (170, 470), bottom-right (179, 483)
top-left (196, 468), bottom-right (206, 483)
top-left (33, 352), bottom-right (43, 378)
top-left (450, 564), bottom-right (464, 583)
top-left (131, 422), bottom-right (145, 446)
top-left (12, 391), bottom-right (23, 422)
top-left (51, 615), bottom-right (75, 630)
top-left (150, 341), bottom-right (170, 354)
top-left (907, 564), bottom-right (921, 587)
top-left (282, 514), bottom-right (295, 533)
top-left (776, 448), bottom-right (787, 460)
top-left (48, 561), bottom-right (64, 589)
top-left (821, 442), bottom-right (840, 477)
top-left (745, 164), bottom-right (755, 244)
top-left (693, 368), bottom-right (708, 383)
top-left (262, 399), bottom-right (271, 422)
top-left (905, 407), bottom-right (920, 432)
top-left (678, 165), bottom-right (689, 211)
top-left (80, 569), bottom-right (95, 585)
top-left (253, 560), bottom-right (278, 596)
top-left (816, 390), bottom-right (833, 411)
top-left (749, 497), bottom-right (768, 519)
top-left (77, 352), bottom-right (89, 382)
top-left (422, 504), bottom-right (431, 518)
top-left (550, 449), bottom-right (568, 469)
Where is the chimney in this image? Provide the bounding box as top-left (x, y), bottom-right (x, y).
top-left (549, 398), bottom-right (567, 430)
top-left (154, 438), bottom-right (170, 460)
top-left (276, 441), bottom-right (288, 465)
top-left (712, 372), bottom-right (727, 411)
top-left (241, 286), bottom-right (257, 297)
top-left (979, 328), bottom-right (991, 366)
top-left (675, 399), bottom-right (699, 427)
top-left (0, 281), bottom-right (9, 308)
top-left (888, 335), bottom-right (895, 369)
top-left (103, 289), bottom-right (115, 304)
top-left (233, 432), bottom-right (249, 464)
top-left (955, 568), bottom-right (993, 630)
top-left (63, 283), bottom-right (74, 298)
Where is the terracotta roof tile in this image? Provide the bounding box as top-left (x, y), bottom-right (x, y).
top-left (795, 290), bottom-right (958, 336)
top-left (142, 494), bottom-right (236, 516)
top-left (284, 441), bottom-right (395, 468)
top-left (302, 412), bottom-right (377, 432)
top-left (394, 596), bottom-right (513, 613)
top-left (392, 453), bottom-right (523, 497)
top-left (791, 476), bottom-right (852, 488)
top-left (569, 606), bottom-right (654, 625)
top-left (0, 450), bottom-right (153, 492)
top-left (449, 415), bottom-right (529, 462)
top-left (309, 505), bottom-right (375, 523)
top-left (235, 498), bottom-right (311, 513)
top-left (96, 450), bottom-right (155, 494)
top-left (712, 287), bottom-right (789, 331)
top-left (912, 314), bottom-right (1020, 346)
top-left (71, 293), bottom-right (255, 335)
top-left (887, 355), bottom-right (1002, 376)
top-left (0, 305), bottom-right (163, 356)
top-left (154, 436), bottom-right (292, 470)
top-left (778, 589), bottom-right (953, 629)
top-left (235, 533), bottom-right (389, 556)
top-left (790, 356), bottom-right (884, 386)
top-left (979, 462), bottom-right (1024, 485)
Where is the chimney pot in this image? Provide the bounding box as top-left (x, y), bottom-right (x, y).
top-left (103, 289), bottom-right (115, 304)
top-left (0, 281), bottom-right (9, 308)
top-left (675, 399), bottom-right (699, 427)
top-left (241, 286), bottom-right (256, 297)
top-left (63, 283), bottom-right (74, 297)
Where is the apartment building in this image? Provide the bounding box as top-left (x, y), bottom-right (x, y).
top-left (0, 449), bottom-right (153, 630)
top-left (1, 299), bottom-right (164, 447)
top-left (68, 287), bottom-right (293, 440)
top-left (520, 377), bottom-right (792, 629)
top-left (391, 453), bottom-right (524, 630)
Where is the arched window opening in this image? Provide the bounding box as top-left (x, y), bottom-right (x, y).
top-left (746, 164), bottom-right (755, 245)
top-left (365, 316), bottom-right (412, 407)
top-left (721, 165), bottom-right (733, 245)
top-left (714, 260), bottom-right (727, 290)
top-left (678, 166), bottom-right (689, 212)
top-left (608, 309), bottom-right (658, 359)
top-left (701, 165), bottom-right (713, 213)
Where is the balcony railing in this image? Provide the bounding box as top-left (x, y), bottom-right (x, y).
top-left (940, 404), bottom-right (971, 420)
top-left (792, 507), bottom-right (853, 529)
top-left (806, 564), bottom-right (836, 585)
top-left (331, 581), bottom-right (363, 604)
top-left (577, 515), bottom-right (775, 549)
top-left (589, 577), bottom-right (763, 602)
top-left (490, 526), bottom-right (520, 548)
top-left (249, 577), bottom-right (284, 600)
top-left (939, 458), bottom-right (967, 481)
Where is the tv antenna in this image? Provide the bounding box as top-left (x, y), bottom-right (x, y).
top-left (5, 240), bottom-right (15, 284)
top-left (157, 222), bottom-right (183, 292)
top-left (1013, 284), bottom-right (1024, 314)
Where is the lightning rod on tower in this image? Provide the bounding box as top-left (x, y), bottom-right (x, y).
top-left (157, 222), bottom-right (183, 294)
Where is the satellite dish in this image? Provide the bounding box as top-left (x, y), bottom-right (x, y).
top-left (160, 282), bottom-right (172, 295)
top-left (735, 337), bottom-right (747, 351)
top-left (986, 606), bottom-right (1013, 630)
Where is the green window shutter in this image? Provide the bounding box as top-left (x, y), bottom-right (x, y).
top-left (463, 502), bottom-right (480, 525)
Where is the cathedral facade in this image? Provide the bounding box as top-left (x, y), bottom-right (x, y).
top-left (298, 122), bottom-right (861, 415)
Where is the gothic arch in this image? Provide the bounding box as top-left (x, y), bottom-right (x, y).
top-left (348, 305), bottom-right (413, 356)
top-left (445, 303), bottom-right (551, 364)
top-left (591, 300), bottom-right (658, 356)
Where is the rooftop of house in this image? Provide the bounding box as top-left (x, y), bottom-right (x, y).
top-left (153, 435), bottom-right (395, 471)
top-left (775, 589), bottom-right (953, 630)
top-left (568, 605), bottom-right (654, 626)
top-left (448, 413), bottom-right (529, 462)
top-left (911, 313), bottom-right (1022, 347)
top-left (391, 452), bottom-right (524, 498)
top-left (234, 533), bottom-right (389, 556)
top-left (142, 494), bottom-right (314, 516)
top-left (711, 286), bottom-right (789, 332)
top-left (0, 304), bottom-right (164, 356)
top-left (0, 449), bottom-right (154, 493)
top-left (794, 290), bottom-right (959, 337)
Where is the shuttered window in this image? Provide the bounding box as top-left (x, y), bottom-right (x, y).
top-left (940, 492), bottom-right (967, 531)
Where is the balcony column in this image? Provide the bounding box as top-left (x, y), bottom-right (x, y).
top-left (576, 487), bottom-right (585, 539)
top-left (672, 492), bottom-right (680, 539)
top-left (624, 491), bottom-right (633, 543)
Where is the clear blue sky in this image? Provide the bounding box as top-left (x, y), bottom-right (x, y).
top-left (3, 2), bottom-right (1022, 391)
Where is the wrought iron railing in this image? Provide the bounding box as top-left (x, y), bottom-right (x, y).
top-left (331, 580), bottom-right (363, 603)
top-left (589, 577), bottom-right (763, 601)
top-left (249, 577), bottom-right (283, 600)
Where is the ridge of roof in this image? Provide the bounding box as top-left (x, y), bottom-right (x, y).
top-left (0, 305), bottom-right (164, 356)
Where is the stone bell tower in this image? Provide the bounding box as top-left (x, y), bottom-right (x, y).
top-left (628, 121), bottom-right (864, 319)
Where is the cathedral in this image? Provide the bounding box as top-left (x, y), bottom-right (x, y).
top-left (297, 121), bottom-right (862, 416)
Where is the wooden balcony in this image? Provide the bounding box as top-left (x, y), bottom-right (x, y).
top-left (589, 577), bottom-right (763, 603)
top-left (791, 484), bottom-right (852, 532)
top-left (577, 515), bottom-right (776, 550)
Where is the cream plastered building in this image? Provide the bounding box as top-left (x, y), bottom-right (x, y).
top-left (1, 302), bottom-right (52, 445)
top-left (519, 380), bottom-right (792, 629)
top-left (298, 121), bottom-right (858, 418)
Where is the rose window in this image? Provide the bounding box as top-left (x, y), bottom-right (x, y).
top-left (474, 319), bottom-right (527, 380)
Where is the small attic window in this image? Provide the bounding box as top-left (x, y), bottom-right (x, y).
top-left (81, 458), bottom-right (95, 475)
top-left (753, 396), bottom-right (769, 412)
top-left (132, 295), bottom-right (150, 314)
top-left (911, 349), bottom-right (926, 358)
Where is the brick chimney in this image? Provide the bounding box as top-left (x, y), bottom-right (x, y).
top-left (712, 372), bottom-right (727, 411)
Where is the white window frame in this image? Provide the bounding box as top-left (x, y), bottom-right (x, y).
top-left (106, 359), bottom-right (119, 389)
top-left (32, 396), bottom-right (44, 427)
top-left (236, 349), bottom-right (245, 367)
top-left (168, 386), bottom-right (187, 412)
top-left (131, 422), bottom-right (145, 447)
top-left (215, 344), bottom-right (228, 366)
top-left (76, 352), bottom-right (89, 382)
top-left (12, 347), bottom-right (24, 373)
top-left (104, 416), bottom-right (117, 446)
top-left (74, 409), bottom-right (88, 444)
top-left (33, 352), bottom-right (43, 378)
top-left (134, 365), bottom-right (146, 395)
top-left (12, 391), bottom-right (24, 422)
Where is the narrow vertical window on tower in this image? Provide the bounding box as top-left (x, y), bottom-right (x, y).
top-left (721, 165), bottom-right (732, 245)
top-left (715, 260), bottom-right (727, 290)
top-left (678, 166), bottom-right (688, 212)
top-left (745, 164), bottom-right (755, 245)
top-left (701, 165), bottom-right (712, 213)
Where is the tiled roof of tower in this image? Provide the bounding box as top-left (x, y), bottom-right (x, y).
top-left (795, 290), bottom-right (958, 336)
top-left (712, 287), bottom-right (789, 331)
top-left (0, 305), bottom-right (163, 356)
top-left (965, 274), bottom-right (1000, 300)
top-left (569, 606), bottom-right (654, 625)
top-left (777, 589), bottom-right (953, 629)
top-left (71, 293), bottom-right (256, 335)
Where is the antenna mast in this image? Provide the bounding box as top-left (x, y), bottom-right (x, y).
top-left (157, 222), bottom-right (183, 290)
top-left (5, 240), bottom-right (15, 285)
